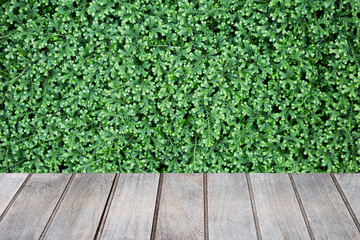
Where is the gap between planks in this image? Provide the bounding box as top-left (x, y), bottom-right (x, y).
top-left (330, 173), bottom-right (360, 232)
top-left (39, 173), bottom-right (76, 240)
top-left (0, 173), bottom-right (32, 223)
top-left (246, 173), bottom-right (262, 240)
top-left (150, 173), bottom-right (164, 240)
top-left (288, 173), bottom-right (315, 240)
top-left (203, 173), bottom-right (209, 240)
top-left (94, 173), bottom-right (121, 240)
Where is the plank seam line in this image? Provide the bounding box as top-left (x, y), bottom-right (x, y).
top-left (288, 173), bottom-right (315, 240)
top-left (39, 173), bottom-right (76, 240)
top-left (94, 173), bottom-right (121, 240)
top-left (0, 173), bottom-right (33, 223)
top-left (203, 173), bottom-right (209, 240)
top-left (150, 173), bottom-right (164, 240)
top-left (330, 173), bottom-right (360, 232)
top-left (246, 173), bottom-right (262, 240)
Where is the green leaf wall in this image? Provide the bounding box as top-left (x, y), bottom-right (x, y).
top-left (1, 0), bottom-right (359, 172)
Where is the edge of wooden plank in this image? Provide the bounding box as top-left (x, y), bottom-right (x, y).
top-left (94, 173), bottom-right (121, 240)
top-left (39, 173), bottom-right (76, 240)
top-left (150, 173), bottom-right (164, 240)
top-left (330, 173), bottom-right (360, 232)
top-left (246, 173), bottom-right (262, 240)
top-left (288, 173), bottom-right (315, 240)
top-left (0, 173), bottom-right (32, 223)
top-left (203, 173), bottom-right (209, 240)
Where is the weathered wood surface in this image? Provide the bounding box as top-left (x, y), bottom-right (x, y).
top-left (155, 173), bottom-right (204, 240)
top-left (334, 174), bottom-right (360, 221)
top-left (0, 173), bottom-right (359, 240)
top-left (251, 173), bottom-right (311, 240)
top-left (100, 173), bottom-right (159, 240)
top-left (208, 173), bottom-right (257, 240)
top-left (0, 174), bottom-right (71, 240)
top-left (292, 173), bottom-right (360, 240)
top-left (0, 173), bottom-right (28, 215)
top-left (42, 174), bottom-right (115, 240)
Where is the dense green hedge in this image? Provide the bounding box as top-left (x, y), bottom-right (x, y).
top-left (1, 0), bottom-right (359, 173)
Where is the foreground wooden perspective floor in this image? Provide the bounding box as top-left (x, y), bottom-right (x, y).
top-left (0, 174), bottom-right (359, 240)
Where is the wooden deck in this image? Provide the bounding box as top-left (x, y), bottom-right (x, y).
top-left (0, 173), bottom-right (359, 240)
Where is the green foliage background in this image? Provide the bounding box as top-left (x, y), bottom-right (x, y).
top-left (1, 0), bottom-right (360, 173)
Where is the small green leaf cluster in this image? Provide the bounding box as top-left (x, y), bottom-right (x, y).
top-left (1, 0), bottom-right (359, 173)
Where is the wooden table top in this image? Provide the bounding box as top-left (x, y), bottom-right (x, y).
top-left (0, 173), bottom-right (359, 240)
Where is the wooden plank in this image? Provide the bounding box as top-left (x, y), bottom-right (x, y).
top-left (0, 173), bottom-right (29, 215)
top-left (43, 173), bottom-right (115, 240)
top-left (292, 173), bottom-right (360, 240)
top-left (334, 174), bottom-right (360, 222)
top-left (155, 173), bottom-right (204, 239)
top-left (251, 173), bottom-right (311, 240)
top-left (0, 174), bottom-right (72, 240)
top-left (207, 173), bottom-right (257, 240)
top-left (100, 173), bottom-right (159, 239)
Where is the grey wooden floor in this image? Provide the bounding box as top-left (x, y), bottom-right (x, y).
top-left (0, 173), bottom-right (359, 240)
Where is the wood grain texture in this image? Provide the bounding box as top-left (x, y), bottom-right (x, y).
top-left (100, 173), bottom-right (159, 240)
top-left (155, 173), bottom-right (204, 240)
top-left (0, 173), bottom-right (28, 215)
top-left (292, 173), bottom-right (360, 240)
top-left (251, 173), bottom-right (310, 240)
top-left (334, 173), bottom-right (360, 221)
top-left (43, 173), bottom-right (115, 240)
top-left (0, 174), bottom-right (71, 240)
top-left (207, 173), bottom-right (257, 240)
